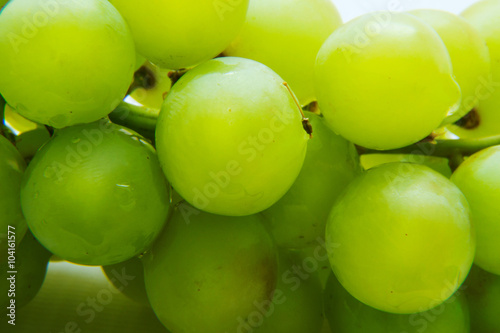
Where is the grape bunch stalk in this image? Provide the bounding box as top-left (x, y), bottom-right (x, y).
top-left (1, 0), bottom-right (500, 332)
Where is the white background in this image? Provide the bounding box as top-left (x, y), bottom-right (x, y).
top-left (334, 0), bottom-right (479, 21)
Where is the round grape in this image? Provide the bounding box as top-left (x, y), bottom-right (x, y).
top-left (314, 12), bottom-right (461, 150)
top-left (409, 9), bottom-right (491, 126)
top-left (0, 0), bottom-right (135, 128)
top-left (143, 203), bottom-right (278, 333)
top-left (108, 0), bottom-right (249, 69)
top-left (21, 121), bottom-right (170, 266)
top-left (326, 163), bottom-right (474, 314)
top-left (156, 57), bottom-right (308, 216)
top-left (451, 145), bottom-right (500, 275)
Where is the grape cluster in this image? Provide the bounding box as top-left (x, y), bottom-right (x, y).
top-left (1, 0), bottom-right (500, 332)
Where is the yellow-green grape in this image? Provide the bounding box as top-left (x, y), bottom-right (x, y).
top-left (297, 245), bottom-right (332, 288)
top-left (156, 57), bottom-right (308, 216)
top-left (21, 121), bottom-right (170, 266)
top-left (1, 231), bottom-right (51, 309)
top-left (0, 0), bottom-right (135, 128)
top-left (324, 273), bottom-right (470, 333)
top-left (261, 112), bottom-right (361, 249)
top-left (224, 0), bottom-right (342, 105)
top-left (409, 9), bottom-right (491, 126)
top-left (326, 163), bottom-right (474, 314)
top-left (0, 134), bottom-right (27, 258)
top-left (134, 53), bottom-right (146, 71)
top-left (251, 249), bottom-right (323, 333)
top-left (143, 203), bottom-right (278, 333)
top-left (3, 104), bottom-right (51, 159)
top-left (131, 62), bottom-right (172, 109)
top-left (314, 12), bottom-right (461, 150)
top-left (108, 0), bottom-right (249, 69)
top-left (463, 265), bottom-right (500, 332)
top-left (451, 146), bottom-right (500, 275)
top-left (102, 257), bottom-right (149, 306)
top-left (448, 0), bottom-right (500, 138)
top-left (361, 154), bottom-right (452, 178)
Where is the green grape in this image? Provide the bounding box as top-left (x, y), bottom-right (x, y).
top-left (463, 265), bottom-right (500, 332)
top-left (134, 53), bottom-right (146, 71)
top-left (0, 134), bottom-right (27, 259)
top-left (21, 121), bottom-right (170, 266)
top-left (224, 0), bottom-right (342, 105)
top-left (1, 230), bottom-right (51, 310)
top-left (102, 257), bottom-right (149, 306)
top-left (314, 12), bottom-right (461, 150)
top-left (326, 163), bottom-right (474, 314)
top-left (324, 273), bottom-right (470, 332)
top-left (445, 0), bottom-right (500, 138)
top-left (131, 62), bottom-right (172, 109)
top-left (251, 249), bottom-right (323, 333)
top-left (361, 154), bottom-right (452, 178)
top-left (320, 320), bottom-right (333, 333)
top-left (0, 0), bottom-right (135, 128)
top-left (108, 0), bottom-right (249, 69)
top-left (3, 104), bottom-right (51, 159)
top-left (451, 145), bottom-right (500, 275)
top-left (143, 203), bottom-right (278, 333)
top-left (297, 245), bottom-right (332, 289)
top-left (261, 112), bottom-right (361, 249)
top-left (156, 57), bottom-right (308, 216)
top-left (409, 9), bottom-right (491, 126)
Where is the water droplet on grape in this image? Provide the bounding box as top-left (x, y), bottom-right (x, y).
top-left (114, 183), bottom-right (136, 211)
top-left (71, 137), bottom-right (81, 144)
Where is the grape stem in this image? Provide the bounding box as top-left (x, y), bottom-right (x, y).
top-left (108, 101), bottom-right (159, 142)
top-left (127, 65), bottom-right (157, 96)
top-left (359, 135), bottom-right (500, 157)
top-left (282, 82), bottom-right (313, 138)
top-left (168, 69), bottom-right (189, 86)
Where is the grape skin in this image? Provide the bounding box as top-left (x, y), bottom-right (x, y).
top-left (0, 231), bottom-right (51, 310)
top-left (0, 0), bottom-right (136, 128)
top-left (20, 121), bottom-right (170, 266)
top-left (314, 12), bottom-right (461, 150)
top-left (326, 163), bottom-right (474, 314)
top-left (451, 145), bottom-right (500, 275)
top-left (108, 0), bottom-right (249, 69)
top-left (409, 9), bottom-right (491, 126)
top-left (224, 0), bottom-right (342, 106)
top-left (251, 249), bottom-right (324, 333)
top-left (102, 257), bottom-right (149, 306)
top-left (0, 134), bottom-right (28, 256)
top-left (261, 112), bottom-right (362, 249)
top-left (463, 265), bottom-right (500, 332)
top-left (324, 273), bottom-right (470, 333)
top-left (156, 57), bottom-right (308, 216)
top-left (143, 204), bottom-right (278, 333)
top-left (447, 0), bottom-right (500, 138)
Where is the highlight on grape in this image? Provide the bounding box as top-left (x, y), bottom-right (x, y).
top-left (1, 0), bottom-right (500, 332)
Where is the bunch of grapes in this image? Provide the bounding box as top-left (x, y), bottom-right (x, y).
top-left (1, 0), bottom-right (500, 332)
